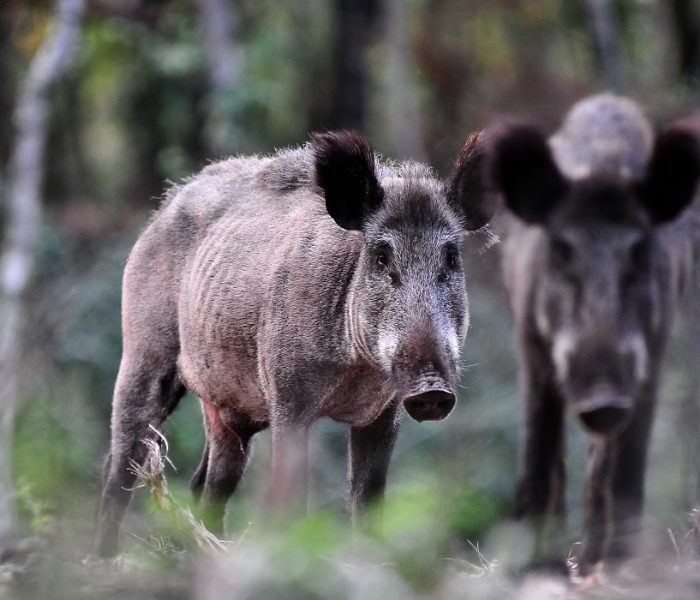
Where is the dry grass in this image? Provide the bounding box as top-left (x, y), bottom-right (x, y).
top-left (126, 425), bottom-right (228, 555)
top-left (5, 429), bottom-right (700, 599)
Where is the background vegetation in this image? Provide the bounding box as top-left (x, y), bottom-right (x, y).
top-left (2, 0), bottom-right (700, 597)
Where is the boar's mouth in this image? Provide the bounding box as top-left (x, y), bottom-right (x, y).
top-left (403, 389), bottom-right (456, 422)
top-left (576, 392), bottom-right (633, 435)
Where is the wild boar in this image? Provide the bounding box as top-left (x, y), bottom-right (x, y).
top-left (488, 95), bottom-right (700, 571)
top-left (94, 130), bottom-right (493, 557)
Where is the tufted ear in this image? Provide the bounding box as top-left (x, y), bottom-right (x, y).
top-left (445, 130), bottom-right (497, 230)
top-left (637, 121), bottom-right (700, 224)
top-left (489, 124), bottom-right (569, 224)
top-left (313, 130), bottom-right (384, 231)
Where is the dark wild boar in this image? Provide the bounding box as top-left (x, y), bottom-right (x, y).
top-left (488, 95), bottom-right (700, 571)
top-left (94, 131), bottom-right (493, 557)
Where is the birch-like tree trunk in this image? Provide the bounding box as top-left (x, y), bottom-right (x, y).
top-left (331, 0), bottom-right (380, 131)
top-left (0, 0), bottom-right (85, 551)
top-left (381, 0), bottom-right (426, 162)
top-left (195, 0), bottom-right (243, 155)
top-left (583, 0), bottom-right (626, 92)
top-left (670, 0), bottom-right (700, 102)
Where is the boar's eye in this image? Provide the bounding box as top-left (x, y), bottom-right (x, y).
top-left (373, 243), bottom-right (392, 271)
top-left (629, 238), bottom-right (649, 268)
top-left (622, 238), bottom-right (650, 286)
top-left (550, 236), bottom-right (574, 267)
top-left (438, 244), bottom-right (461, 283)
top-left (445, 244), bottom-right (460, 270)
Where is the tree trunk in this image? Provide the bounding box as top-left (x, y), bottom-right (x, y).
top-left (380, 0), bottom-right (426, 162)
top-left (583, 0), bottom-right (626, 92)
top-left (331, 0), bottom-right (380, 131)
top-left (670, 0), bottom-right (700, 92)
top-left (195, 0), bottom-right (243, 155)
top-left (0, 0), bottom-right (85, 551)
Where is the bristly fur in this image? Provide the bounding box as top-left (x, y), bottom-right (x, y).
top-left (94, 127), bottom-right (495, 557)
top-left (490, 94), bottom-right (700, 573)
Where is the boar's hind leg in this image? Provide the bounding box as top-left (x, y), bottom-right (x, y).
top-left (190, 439), bottom-right (210, 501)
top-left (94, 358), bottom-right (184, 557)
top-left (195, 403), bottom-right (257, 533)
top-left (348, 399), bottom-right (401, 523)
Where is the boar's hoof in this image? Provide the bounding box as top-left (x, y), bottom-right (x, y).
top-left (403, 390), bottom-right (456, 422)
top-left (577, 393), bottom-right (632, 435)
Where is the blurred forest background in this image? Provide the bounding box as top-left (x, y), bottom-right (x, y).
top-left (3, 0), bottom-right (700, 597)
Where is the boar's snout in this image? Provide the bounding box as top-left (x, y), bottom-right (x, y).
top-left (390, 323), bottom-right (459, 422)
top-left (403, 388), bottom-right (456, 422)
top-left (576, 391), bottom-right (633, 435)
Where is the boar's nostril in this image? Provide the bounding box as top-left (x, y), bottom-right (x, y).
top-left (577, 394), bottom-right (632, 435)
top-left (403, 390), bottom-right (456, 422)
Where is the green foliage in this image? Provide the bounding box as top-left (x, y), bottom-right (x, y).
top-left (4, 0), bottom-right (700, 597)
top-left (15, 479), bottom-right (56, 538)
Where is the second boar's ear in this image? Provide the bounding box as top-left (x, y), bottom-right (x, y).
top-left (446, 130), bottom-right (497, 231)
top-left (637, 122), bottom-right (700, 224)
top-left (313, 130), bottom-right (384, 231)
top-left (489, 124), bottom-right (568, 225)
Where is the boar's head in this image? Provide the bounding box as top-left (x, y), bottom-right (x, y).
top-left (491, 122), bottom-right (700, 435)
top-left (314, 131), bottom-right (494, 422)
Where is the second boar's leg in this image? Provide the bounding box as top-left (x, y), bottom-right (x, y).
top-left (579, 437), bottom-right (615, 571)
top-left (607, 381), bottom-right (657, 563)
top-left (515, 335), bottom-right (567, 568)
top-left (196, 402), bottom-right (256, 533)
top-left (347, 398), bottom-right (401, 522)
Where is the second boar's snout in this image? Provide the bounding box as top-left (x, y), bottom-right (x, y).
top-left (576, 391), bottom-right (633, 435)
top-left (403, 388), bottom-right (456, 422)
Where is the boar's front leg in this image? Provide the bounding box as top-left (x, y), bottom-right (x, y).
top-left (515, 336), bottom-right (567, 568)
top-left (579, 380), bottom-right (657, 571)
top-left (347, 398), bottom-right (401, 522)
top-left (579, 436), bottom-right (615, 571)
top-left (268, 417), bottom-right (310, 514)
top-left (607, 380), bottom-right (657, 563)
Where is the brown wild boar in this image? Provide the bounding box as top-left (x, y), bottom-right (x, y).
top-left (487, 95), bottom-right (700, 571)
top-left (94, 131), bottom-right (493, 557)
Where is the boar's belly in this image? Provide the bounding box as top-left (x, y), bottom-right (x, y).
top-left (178, 350), bottom-right (269, 423)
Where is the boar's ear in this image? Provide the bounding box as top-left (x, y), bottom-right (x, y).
top-left (637, 122), bottom-right (700, 224)
top-left (490, 124), bottom-right (568, 225)
top-left (446, 130), bottom-right (497, 230)
top-left (313, 130), bottom-right (384, 231)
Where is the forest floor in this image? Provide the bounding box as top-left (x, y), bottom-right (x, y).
top-left (2, 526), bottom-right (700, 599)
top-left (3, 436), bottom-right (700, 599)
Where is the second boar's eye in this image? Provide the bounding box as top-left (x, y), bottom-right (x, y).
top-left (622, 238), bottom-right (650, 286)
top-left (550, 236), bottom-right (574, 267)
